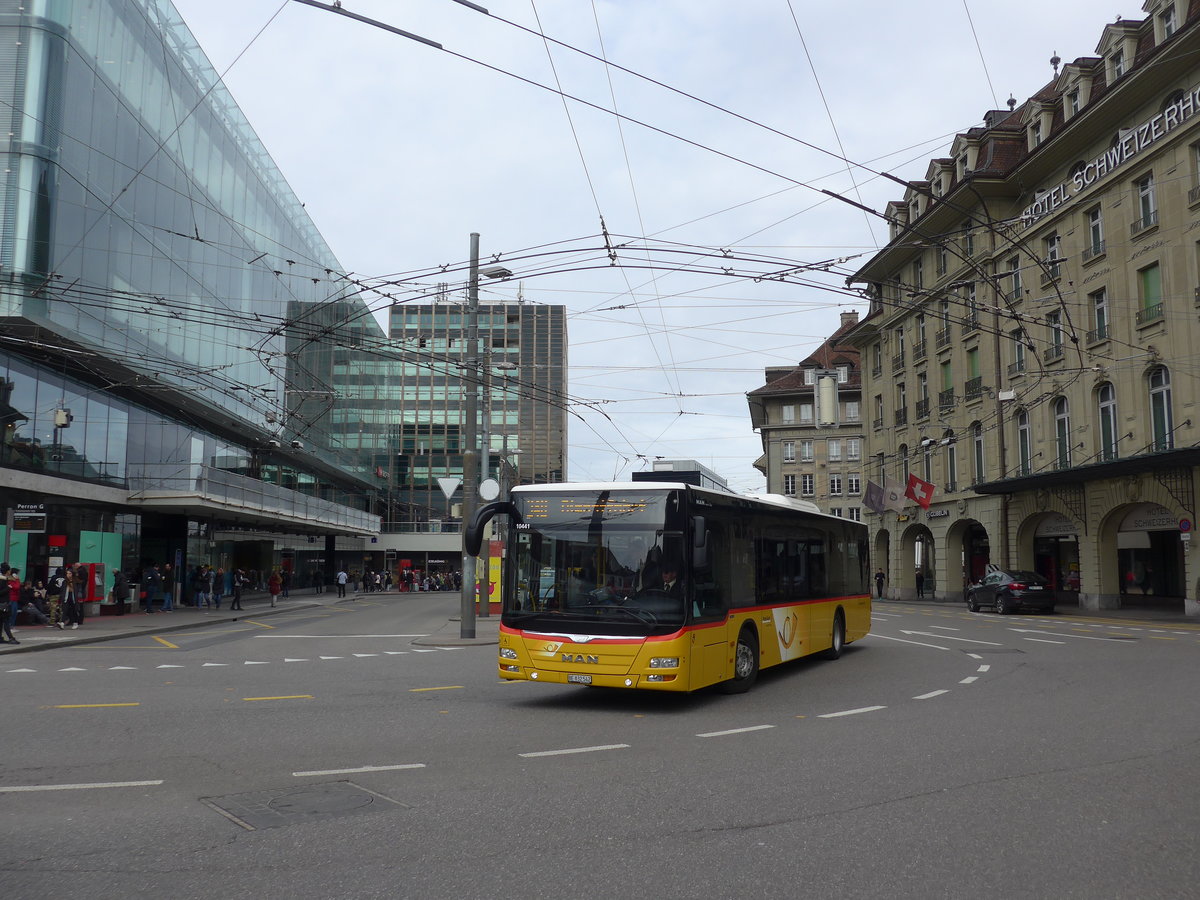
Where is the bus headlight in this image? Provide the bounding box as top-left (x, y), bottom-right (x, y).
top-left (649, 657), bottom-right (679, 668)
top-left (499, 647), bottom-right (518, 659)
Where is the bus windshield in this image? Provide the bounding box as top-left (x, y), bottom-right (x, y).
top-left (505, 489), bottom-right (687, 634)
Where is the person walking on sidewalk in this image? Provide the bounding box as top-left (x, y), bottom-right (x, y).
top-left (47, 567), bottom-right (66, 630)
top-left (229, 569), bottom-right (245, 611)
top-left (112, 569), bottom-right (129, 616)
top-left (161, 563), bottom-right (174, 611)
top-left (3, 567), bottom-right (21, 644)
top-left (268, 569), bottom-right (282, 607)
top-left (915, 568), bottom-right (926, 599)
top-left (874, 568), bottom-right (886, 599)
top-left (336, 568), bottom-right (348, 598)
top-left (62, 565), bottom-right (84, 630)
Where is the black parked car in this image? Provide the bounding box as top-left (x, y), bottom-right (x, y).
top-left (966, 569), bottom-right (1055, 615)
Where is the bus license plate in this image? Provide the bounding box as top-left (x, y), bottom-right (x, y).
top-left (567, 674), bottom-right (592, 685)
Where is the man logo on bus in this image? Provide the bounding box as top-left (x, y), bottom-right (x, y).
top-left (563, 653), bottom-right (600, 664)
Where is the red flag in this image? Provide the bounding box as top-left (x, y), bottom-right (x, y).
top-left (905, 473), bottom-right (936, 509)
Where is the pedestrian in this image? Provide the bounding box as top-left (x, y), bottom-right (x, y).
top-left (874, 568), bottom-right (886, 599)
top-left (161, 563), bottom-right (174, 611)
top-left (268, 569), bottom-right (282, 607)
top-left (229, 569), bottom-right (245, 611)
top-left (915, 569), bottom-right (926, 599)
top-left (144, 564), bottom-right (160, 613)
top-left (18, 578), bottom-right (48, 626)
top-left (47, 567), bottom-right (66, 629)
top-left (3, 567), bottom-right (21, 644)
top-left (112, 569), bottom-right (129, 616)
top-left (315, 568), bottom-right (325, 594)
top-left (213, 567), bottom-right (225, 609)
top-left (280, 568), bottom-right (291, 598)
top-left (62, 565), bottom-right (84, 629)
top-left (336, 567), bottom-right (348, 598)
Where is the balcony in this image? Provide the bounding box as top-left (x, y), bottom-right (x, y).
top-left (891, 352), bottom-right (906, 371)
top-left (1043, 344), bottom-right (1065, 363)
top-left (961, 316), bottom-right (980, 335)
top-left (873, 416), bottom-right (884, 429)
top-left (964, 376), bottom-right (983, 400)
top-left (1039, 263), bottom-right (1061, 286)
top-left (1130, 209), bottom-right (1158, 236)
top-left (935, 327), bottom-right (952, 349)
top-left (894, 407), bottom-right (908, 426)
top-left (1136, 302), bottom-right (1164, 326)
top-left (1081, 241), bottom-right (1106, 263)
top-left (871, 363), bottom-right (882, 378)
top-left (913, 340), bottom-right (927, 362)
top-left (938, 389), bottom-right (955, 410)
top-left (915, 397), bottom-right (930, 420)
top-left (1086, 323), bottom-right (1109, 345)
top-left (1190, 183), bottom-right (1200, 206)
top-left (1007, 359), bottom-right (1026, 376)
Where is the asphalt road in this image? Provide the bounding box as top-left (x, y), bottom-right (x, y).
top-left (4, 595), bottom-right (1200, 899)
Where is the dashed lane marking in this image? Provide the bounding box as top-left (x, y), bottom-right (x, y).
top-left (152, 636), bottom-right (179, 649)
top-left (409, 685), bottom-right (464, 692)
top-left (519, 744), bottom-right (630, 758)
top-left (914, 690), bottom-right (949, 700)
top-left (696, 725), bottom-right (775, 738)
top-left (0, 780), bottom-right (163, 793)
top-left (292, 764), bottom-right (425, 777)
top-left (818, 706), bottom-right (886, 718)
top-left (243, 695), bottom-right (312, 702)
top-left (53, 702), bottom-right (140, 709)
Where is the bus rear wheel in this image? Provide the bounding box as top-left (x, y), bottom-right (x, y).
top-left (720, 627), bottom-right (759, 694)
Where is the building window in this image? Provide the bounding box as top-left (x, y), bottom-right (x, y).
top-left (782, 440), bottom-right (795, 463)
top-left (829, 474), bottom-right (843, 496)
top-left (1135, 174), bottom-right (1157, 231)
top-left (800, 439), bottom-right (814, 462)
top-left (784, 474), bottom-right (796, 496)
top-left (1086, 206), bottom-right (1104, 259)
top-left (913, 257), bottom-right (924, 290)
top-left (847, 508), bottom-right (861, 522)
top-left (828, 439), bottom-right (842, 461)
top-left (1047, 311), bottom-right (1063, 359)
top-left (1112, 48), bottom-right (1125, 79)
top-left (1161, 4), bottom-right (1177, 39)
top-left (829, 508), bottom-right (843, 518)
top-left (847, 473), bottom-right (861, 495)
top-left (898, 443), bottom-right (909, 481)
top-left (922, 444), bottom-right (933, 482)
top-left (1138, 263), bottom-right (1162, 323)
top-left (1030, 119), bottom-right (1042, 148)
top-left (972, 422), bottom-right (985, 484)
top-left (963, 223), bottom-right (975, 257)
top-left (836, 365), bottom-right (849, 383)
top-left (944, 435), bottom-right (957, 490)
top-left (801, 473), bottom-right (815, 496)
top-left (1011, 329), bottom-right (1026, 373)
top-left (1150, 366), bottom-right (1174, 451)
top-left (1007, 256), bottom-right (1022, 300)
top-left (803, 368), bottom-right (816, 385)
top-left (1098, 383), bottom-right (1119, 461)
top-left (781, 404), bottom-right (795, 424)
top-left (844, 400), bottom-right (860, 422)
top-left (800, 402), bottom-right (814, 424)
top-left (1017, 411), bottom-right (1032, 476)
top-left (847, 438), bottom-right (861, 461)
top-left (1054, 397), bottom-right (1071, 469)
top-left (1067, 89), bottom-right (1081, 116)
top-left (1090, 288), bottom-right (1109, 342)
top-left (1044, 232), bottom-right (1061, 279)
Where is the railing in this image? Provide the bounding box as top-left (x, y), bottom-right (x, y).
top-left (915, 398), bottom-right (930, 420)
top-left (127, 464), bottom-right (381, 533)
top-left (873, 416), bottom-right (884, 429)
top-left (1130, 210), bottom-right (1159, 235)
top-left (961, 316), bottom-right (980, 335)
top-left (894, 407), bottom-right (908, 426)
top-left (1040, 263), bottom-right (1061, 286)
top-left (964, 376), bottom-right (983, 400)
top-left (1043, 344), bottom-right (1065, 362)
top-left (913, 340), bottom-right (927, 361)
top-left (935, 327), bottom-right (952, 349)
top-left (891, 352), bottom-right (906, 371)
top-left (1007, 360), bottom-right (1026, 376)
top-left (1136, 302), bottom-right (1164, 326)
top-left (1086, 323), bottom-right (1109, 344)
top-left (938, 389), bottom-right (955, 410)
top-left (1189, 184), bottom-right (1200, 205)
top-left (872, 364), bottom-right (882, 378)
top-left (1081, 241), bottom-right (1106, 263)
top-left (381, 520), bottom-right (462, 534)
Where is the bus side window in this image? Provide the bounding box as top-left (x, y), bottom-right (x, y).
top-left (692, 520), bottom-right (729, 619)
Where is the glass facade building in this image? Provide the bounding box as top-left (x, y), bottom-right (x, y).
top-left (0, 0), bottom-right (380, 596)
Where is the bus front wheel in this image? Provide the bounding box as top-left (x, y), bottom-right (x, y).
top-left (720, 627), bottom-right (759, 694)
top-left (823, 612), bottom-right (845, 660)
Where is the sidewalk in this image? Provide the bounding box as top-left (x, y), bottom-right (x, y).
top-left (877, 595), bottom-right (1200, 627)
top-left (1, 588), bottom-right (501, 654)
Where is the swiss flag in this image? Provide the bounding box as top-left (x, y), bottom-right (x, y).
top-left (904, 473), bottom-right (936, 509)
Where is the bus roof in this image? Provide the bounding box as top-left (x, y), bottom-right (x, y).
top-left (510, 483), bottom-right (828, 518)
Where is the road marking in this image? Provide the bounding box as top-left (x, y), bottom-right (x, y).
top-left (152, 636), bottom-right (179, 649)
top-left (818, 706), bottom-right (886, 718)
top-left (928, 625), bottom-right (960, 631)
top-left (202, 662), bottom-right (228, 667)
top-left (108, 666), bottom-right (137, 671)
top-left (695, 725), bottom-right (775, 738)
top-left (1009, 628), bottom-right (1134, 642)
top-left (977, 665), bottom-right (990, 672)
top-left (519, 744), bottom-right (630, 758)
top-left (252, 634), bottom-right (430, 639)
top-left (243, 695), bottom-right (313, 702)
top-left (353, 653), bottom-right (379, 658)
top-left (409, 685), bottom-right (464, 692)
top-left (901, 630), bottom-right (1004, 646)
top-left (1024, 637), bottom-right (1066, 644)
top-left (384, 651), bottom-right (409, 655)
top-left (243, 620), bottom-right (274, 629)
top-left (319, 655), bottom-right (343, 660)
top-left (1149, 636), bottom-right (1176, 641)
top-left (244, 661), bottom-right (270, 665)
top-left (959, 676), bottom-right (978, 684)
top-left (58, 667), bottom-right (87, 672)
top-left (913, 690), bottom-right (949, 700)
top-left (156, 664), bottom-right (184, 669)
top-left (53, 702), bottom-right (140, 708)
top-left (410, 649), bottom-right (439, 654)
top-left (292, 764), bottom-right (426, 777)
top-left (0, 780), bottom-right (163, 793)
top-left (966, 653), bottom-right (983, 659)
top-left (865, 633), bottom-right (950, 651)
top-left (283, 658), bottom-right (309, 662)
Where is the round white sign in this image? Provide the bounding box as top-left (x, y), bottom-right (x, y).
top-left (479, 478), bottom-right (501, 501)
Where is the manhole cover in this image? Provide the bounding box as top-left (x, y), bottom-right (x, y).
top-left (203, 780), bottom-right (405, 831)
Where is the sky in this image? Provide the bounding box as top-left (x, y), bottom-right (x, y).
top-left (170, 0), bottom-right (1119, 494)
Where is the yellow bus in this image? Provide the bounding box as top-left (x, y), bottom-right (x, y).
top-left (466, 482), bottom-right (870, 693)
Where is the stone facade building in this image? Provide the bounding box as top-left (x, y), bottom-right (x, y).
top-left (844, 0), bottom-right (1200, 614)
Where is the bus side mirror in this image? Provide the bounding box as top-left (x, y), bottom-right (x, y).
top-left (464, 501), bottom-right (521, 556)
top-left (692, 516), bottom-right (709, 570)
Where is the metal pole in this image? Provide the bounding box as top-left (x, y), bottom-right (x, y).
top-left (478, 345), bottom-right (492, 618)
top-left (459, 233), bottom-right (481, 639)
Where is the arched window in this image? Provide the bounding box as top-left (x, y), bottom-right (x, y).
top-left (1098, 383), bottom-right (1118, 461)
top-left (1150, 366), bottom-right (1174, 451)
top-left (972, 421), bottom-right (985, 485)
top-left (1053, 397), bottom-right (1071, 469)
top-left (1017, 410), bottom-right (1032, 476)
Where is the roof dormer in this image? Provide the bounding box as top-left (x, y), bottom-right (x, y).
top-left (1142, 0), bottom-right (1180, 44)
top-left (950, 134), bottom-right (981, 180)
top-left (1024, 100), bottom-right (1056, 150)
top-left (925, 159), bottom-right (953, 200)
top-left (1096, 20), bottom-right (1141, 84)
top-left (1056, 59), bottom-right (1100, 121)
top-left (885, 200), bottom-right (908, 241)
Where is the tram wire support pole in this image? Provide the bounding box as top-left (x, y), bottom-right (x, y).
top-left (459, 233), bottom-right (482, 639)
